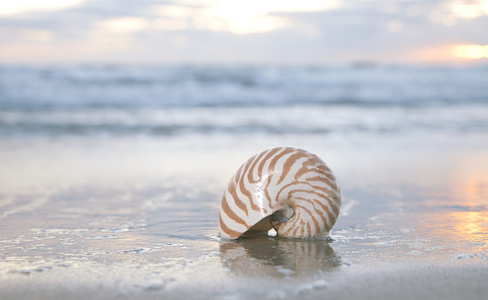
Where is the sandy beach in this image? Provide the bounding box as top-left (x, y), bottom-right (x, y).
top-left (1, 65), bottom-right (488, 299)
top-left (1, 130), bottom-right (487, 299)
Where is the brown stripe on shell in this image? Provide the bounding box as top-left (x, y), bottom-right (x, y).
top-left (219, 214), bottom-right (244, 239)
top-left (312, 167), bottom-right (337, 183)
top-left (247, 149), bottom-right (268, 184)
top-left (278, 221), bottom-right (295, 237)
top-left (234, 154), bottom-right (257, 186)
top-left (290, 221), bottom-right (302, 237)
top-left (241, 150), bottom-right (274, 213)
top-left (311, 198), bottom-right (335, 227)
top-left (221, 195), bottom-right (248, 227)
top-left (279, 210), bottom-right (303, 237)
top-left (257, 147), bottom-right (282, 178)
top-left (264, 186), bottom-right (273, 209)
top-left (219, 147), bottom-right (341, 239)
top-left (293, 157), bottom-right (322, 179)
top-left (286, 188), bottom-right (338, 225)
top-left (260, 148), bottom-right (291, 208)
top-left (276, 183), bottom-right (329, 205)
top-left (226, 185), bottom-right (249, 216)
top-left (304, 181), bottom-right (337, 195)
top-left (300, 197), bottom-right (331, 231)
top-left (267, 148), bottom-right (296, 176)
top-left (328, 195), bottom-right (341, 217)
top-left (300, 204), bottom-right (318, 235)
top-left (277, 151), bottom-right (310, 185)
top-left (306, 175), bottom-right (338, 189)
top-left (254, 147), bottom-right (283, 206)
top-left (237, 170), bottom-right (259, 213)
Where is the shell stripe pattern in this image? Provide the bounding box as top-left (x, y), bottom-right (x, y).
top-left (219, 147), bottom-right (341, 239)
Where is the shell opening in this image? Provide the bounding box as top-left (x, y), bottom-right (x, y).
top-left (270, 206), bottom-right (295, 224)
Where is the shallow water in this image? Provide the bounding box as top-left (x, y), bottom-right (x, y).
top-left (1, 64), bottom-right (488, 299)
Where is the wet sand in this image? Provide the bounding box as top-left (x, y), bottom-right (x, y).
top-left (1, 132), bottom-right (487, 299)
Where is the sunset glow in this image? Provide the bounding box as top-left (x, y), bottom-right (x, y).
top-left (1, 0), bottom-right (488, 64)
top-left (452, 44), bottom-right (488, 59)
top-left (99, 17), bottom-right (149, 34)
top-left (450, 0), bottom-right (488, 19)
top-left (167, 0), bottom-right (341, 34)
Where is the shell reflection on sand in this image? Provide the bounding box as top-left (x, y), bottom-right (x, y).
top-left (219, 235), bottom-right (341, 277)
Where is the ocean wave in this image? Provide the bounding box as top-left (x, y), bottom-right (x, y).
top-left (1, 105), bottom-right (487, 137)
top-left (1, 64), bottom-right (487, 109)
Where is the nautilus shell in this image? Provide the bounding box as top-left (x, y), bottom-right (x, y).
top-left (219, 147), bottom-right (341, 239)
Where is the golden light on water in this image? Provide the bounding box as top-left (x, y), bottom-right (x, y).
top-left (418, 155), bottom-right (488, 245)
top-left (451, 210), bottom-right (488, 241)
top-left (448, 160), bottom-right (488, 243)
top-left (452, 44), bottom-right (488, 59)
top-left (420, 202), bottom-right (488, 245)
top-left (451, 176), bottom-right (487, 241)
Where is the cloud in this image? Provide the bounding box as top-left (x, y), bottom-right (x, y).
top-left (0, 0), bottom-right (85, 17)
top-left (0, 0), bottom-right (487, 64)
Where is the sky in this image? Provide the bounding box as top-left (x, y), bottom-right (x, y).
top-left (0, 0), bottom-right (487, 65)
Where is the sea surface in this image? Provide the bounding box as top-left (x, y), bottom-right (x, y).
top-left (1, 64), bottom-right (488, 137)
top-left (1, 64), bottom-right (488, 299)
